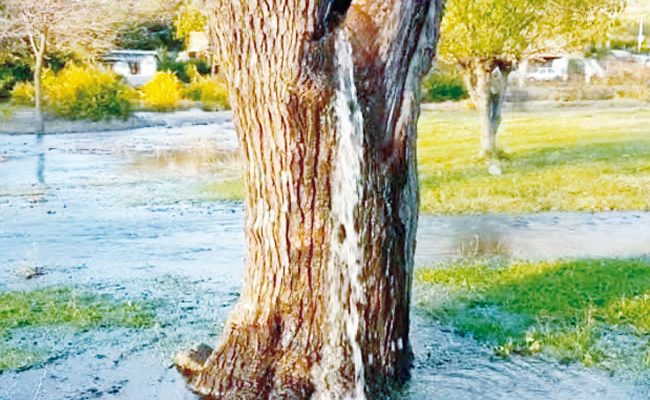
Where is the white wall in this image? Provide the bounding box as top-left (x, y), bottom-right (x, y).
top-left (111, 55), bottom-right (158, 87)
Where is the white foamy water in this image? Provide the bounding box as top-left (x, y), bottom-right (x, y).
top-left (315, 31), bottom-right (367, 400)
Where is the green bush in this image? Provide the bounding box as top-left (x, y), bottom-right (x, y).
top-left (10, 82), bottom-right (35, 106)
top-left (159, 54), bottom-right (191, 82)
top-left (141, 71), bottom-right (183, 111)
top-left (42, 65), bottom-right (132, 121)
top-left (116, 22), bottom-right (184, 52)
top-left (421, 70), bottom-right (468, 103)
top-left (158, 50), bottom-right (211, 83)
top-left (189, 59), bottom-right (211, 77)
top-left (0, 62), bottom-right (32, 99)
top-left (186, 77), bottom-right (230, 111)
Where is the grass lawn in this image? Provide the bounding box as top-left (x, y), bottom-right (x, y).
top-left (418, 106), bottom-right (650, 214)
top-left (0, 101), bottom-right (13, 120)
top-left (0, 287), bottom-right (155, 371)
top-left (204, 105), bottom-right (650, 214)
top-left (202, 178), bottom-right (245, 202)
top-left (415, 258), bottom-right (650, 372)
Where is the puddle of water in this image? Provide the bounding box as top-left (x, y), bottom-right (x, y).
top-left (130, 147), bottom-right (240, 175)
top-left (416, 213), bottom-right (650, 265)
top-left (0, 120), bottom-right (649, 399)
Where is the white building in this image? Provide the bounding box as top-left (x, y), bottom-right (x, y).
top-left (104, 50), bottom-right (159, 87)
top-left (176, 31), bottom-right (210, 62)
top-left (514, 55), bottom-right (605, 84)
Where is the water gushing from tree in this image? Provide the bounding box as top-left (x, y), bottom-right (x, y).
top-left (316, 31), bottom-right (367, 400)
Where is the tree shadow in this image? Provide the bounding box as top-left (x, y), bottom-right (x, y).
top-left (507, 140), bottom-right (650, 171)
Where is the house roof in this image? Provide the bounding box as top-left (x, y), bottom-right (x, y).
top-left (103, 50), bottom-right (159, 62)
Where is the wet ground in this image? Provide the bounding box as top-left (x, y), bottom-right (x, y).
top-left (1, 111), bottom-right (649, 399)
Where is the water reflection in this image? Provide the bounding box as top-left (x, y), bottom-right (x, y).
top-left (130, 147), bottom-right (241, 177)
top-left (36, 133), bottom-right (45, 184)
top-left (416, 213), bottom-right (650, 266)
top-left (452, 226), bottom-right (510, 258)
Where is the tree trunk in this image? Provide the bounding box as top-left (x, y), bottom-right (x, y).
top-left (176, 1), bottom-right (444, 399)
top-left (517, 60), bottom-right (528, 89)
top-left (33, 35), bottom-right (47, 134)
top-left (466, 67), bottom-right (509, 159)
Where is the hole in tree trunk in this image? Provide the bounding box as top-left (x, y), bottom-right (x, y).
top-left (313, 0), bottom-right (354, 41)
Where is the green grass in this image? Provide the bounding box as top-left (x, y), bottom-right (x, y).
top-left (418, 107), bottom-right (650, 214)
top-left (203, 107), bottom-right (650, 214)
top-left (416, 258), bottom-right (650, 370)
top-left (0, 348), bottom-right (43, 372)
top-left (0, 101), bottom-right (14, 121)
top-left (202, 178), bottom-right (245, 202)
top-left (0, 287), bottom-right (156, 371)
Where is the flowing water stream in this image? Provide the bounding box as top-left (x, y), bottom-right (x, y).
top-left (318, 31), bottom-right (368, 400)
top-left (1, 114), bottom-right (649, 399)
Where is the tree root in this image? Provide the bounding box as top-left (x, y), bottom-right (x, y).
top-left (174, 343), bottom-right (214, 377)
top-left (174, 323), bottom-right (316, 399)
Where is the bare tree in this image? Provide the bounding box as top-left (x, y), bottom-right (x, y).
top-left (0, 0), bottom-right (137, 132)
top-left (175, 1), bottom-right (445, 398)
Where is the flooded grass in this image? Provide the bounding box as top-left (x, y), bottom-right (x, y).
top-left (0, 348), bottom-right (42, 372)
top-left (131, 147), bottom-right (240, 174)
top-left (130, 145), bottom-right (246, 203)
top-left (0, 287), bottom-right (156, 372)
top-left (418, 107), bottom-right (650, 214)
top-left (416, 258), bottom-right (650, 372)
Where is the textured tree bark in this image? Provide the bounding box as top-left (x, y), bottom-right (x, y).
top-left (465, 66), bottom-right (510, 159)
top-left (177, 1), bottom-right (444, 398)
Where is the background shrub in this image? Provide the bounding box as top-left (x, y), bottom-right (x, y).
top-left (186, 77), bottom-right (230, 111)
top-left (117, 22), bottom-right (184, 52)
top-left (0, 61), bottom-right (32, 99)
top-left (43, 65), bottom-right (132, 121)
top-left (159, 54), bottom-right (191, 83)
top-left (421, 69), bottom-right (468, 103)
top-left (158, 50), bottom-right (211, 83)
top-left (141, 71), bottom-right (183, 110)
top-left (10, 82), bottom-right (35, 106)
